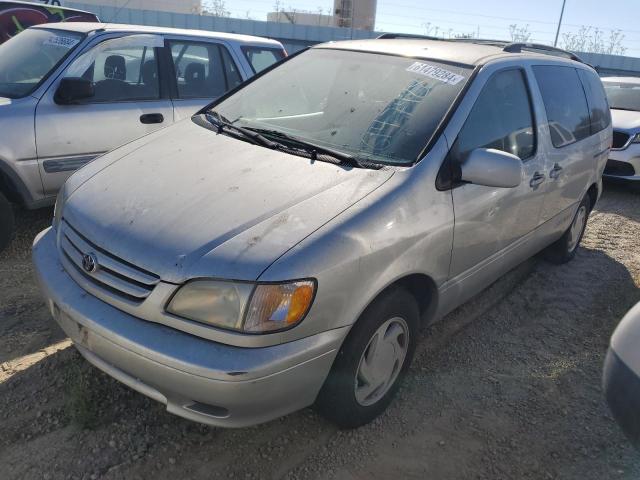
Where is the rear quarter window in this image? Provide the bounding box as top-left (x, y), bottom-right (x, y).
top-left (533, 65), bottom-right (591, 148)
top-left (578, 69), bottom-right (612, 134)
top-left (241, 46), bottom-right (285, 73)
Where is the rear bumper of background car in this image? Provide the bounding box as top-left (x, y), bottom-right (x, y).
top-left (33, 227), bottom-right (346, 428)
top-left (603, 348), bottom-right (640, 450)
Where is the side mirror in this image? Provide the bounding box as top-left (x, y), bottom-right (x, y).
top-left (460, 148), bottom-right (523, 188)
top-left (54, 78), bottom-right (95, 105)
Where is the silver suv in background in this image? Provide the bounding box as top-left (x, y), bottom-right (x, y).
top-left (602, 77), bottom-right (640, 185)
top-left (34, 39), bottom-right (610, 428)
top-left (0, 23), bottom-right (285, 251)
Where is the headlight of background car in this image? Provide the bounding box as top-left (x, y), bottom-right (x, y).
top-left (166, 279), bottom-right (315, 333)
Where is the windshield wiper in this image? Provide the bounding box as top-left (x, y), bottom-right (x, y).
top-left (205, 112), bottom-right (278, 149)
top-left (244, 127), bottom-right (362, 168)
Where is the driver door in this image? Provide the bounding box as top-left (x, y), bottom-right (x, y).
top-left (35, 34), bottom-right (174, 196)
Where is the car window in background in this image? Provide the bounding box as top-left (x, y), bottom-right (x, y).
top-left (0, 28), bottom-right (83, 98)
top-left (65, 42), bottom-right (160, 102)
top-left (220, 46), bottom-right (243, 88)
top-left (603, 81), bottom-right (640, 112)
top-left (452, 69), bottom-right (535, 161)
top-left (170, 41), bottom-right (241, 98)
top-left (578, 70), bottom-right (611, 133)
top-left (242, 46), bottom-right (286, 73)
top-left (211, 48), bottom-right (471, 165)
top-left (533, 65), bottom-right (591, 148)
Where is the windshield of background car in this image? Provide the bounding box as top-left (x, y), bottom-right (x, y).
top-left (0, 28), bottom-right (84, 98)
top-left (603, 81), bottom-right (640, 112)
top-left (210, 48), bottom-right (472, 165)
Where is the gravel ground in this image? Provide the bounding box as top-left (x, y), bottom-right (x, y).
top-left (1, 184), bottom-right (639, 480)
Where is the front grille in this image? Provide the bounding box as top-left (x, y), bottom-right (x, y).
top-left (60, 220), bottom-right (160, 302)
top-left (604, 159), bottom-right (636, 177)
top-left (612, 131), bottom-right (631, 149)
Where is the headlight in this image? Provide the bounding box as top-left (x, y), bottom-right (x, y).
top-left (632, 133), bottom-right (640, 144)
top-left (166, 279), bottom-right (316, 333)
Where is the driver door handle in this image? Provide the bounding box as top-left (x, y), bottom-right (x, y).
top-left (549, 163), bottom-right (563, 179)
top-left (530, 172), bottom-right (546, 188)
top-left (140, 113), bottom-right (164, 124)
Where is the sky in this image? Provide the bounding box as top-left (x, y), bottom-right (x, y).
top-left (220, 0), bottom-right (640, 55)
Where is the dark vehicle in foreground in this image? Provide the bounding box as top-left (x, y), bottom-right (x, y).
top-left (604, 302), bottom-right (640, 451)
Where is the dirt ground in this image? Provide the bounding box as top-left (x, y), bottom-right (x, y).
top-left (1, 183), bottom-right (640, 480)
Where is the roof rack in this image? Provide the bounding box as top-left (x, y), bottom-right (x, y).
top-left (502, 42), bottom-right (585, 63)
top-left (376, 33), bottom-right (441, 41)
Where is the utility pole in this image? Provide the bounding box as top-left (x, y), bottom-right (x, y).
top-left (554, 0), bottom-right (567, 47)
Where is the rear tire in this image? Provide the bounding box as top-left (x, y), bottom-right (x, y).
top-left (544, 194), bottom-right (591, 264)
top-left (0, 191), bottom-right (15, 254)
top-left (315, 287), bottom-right (419, 429)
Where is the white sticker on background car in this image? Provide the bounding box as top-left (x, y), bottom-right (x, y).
top-left (406, 62), bottom-right (465, 85)
top-left (43, 36), bottom-right (80, 49)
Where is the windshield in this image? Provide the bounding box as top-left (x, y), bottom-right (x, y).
top-left (0, 28), bottom-right (84, 98)
top-left (603, 81), bottom-right (640, 112)
top-left (209, 48), bottom-right (472, 165)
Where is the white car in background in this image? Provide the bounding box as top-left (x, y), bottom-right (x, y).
top-left (602, 77), bottom-right (640, 185)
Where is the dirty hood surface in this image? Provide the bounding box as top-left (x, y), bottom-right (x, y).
top-left (63, 119), bottom-right (394, 283)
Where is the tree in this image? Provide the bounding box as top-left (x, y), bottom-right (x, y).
top-left (203, 0), bottom-right (230, 17)
top-left (509, 24), bottom-right (531, 43)
top-left (561, 26), bottom-right (627, 55)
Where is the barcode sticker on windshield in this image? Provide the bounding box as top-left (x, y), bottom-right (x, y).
top-left (43, 36), bottom-right (80, 49)
top-left (406, 62), bottom-right (465, 85)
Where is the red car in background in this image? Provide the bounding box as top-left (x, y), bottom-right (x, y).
top-left (0, 0), bottom-right (98, 43)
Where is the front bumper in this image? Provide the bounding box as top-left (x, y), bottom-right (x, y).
top-left (605, 147), bottom-right (640, 182)
top-left (33, 227), bottom-right (346, 427)
top-left (603, 349), bottom-right (640, 450)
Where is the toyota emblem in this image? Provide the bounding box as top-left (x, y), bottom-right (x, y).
top-left (82, 253), bottom-right (98, 273)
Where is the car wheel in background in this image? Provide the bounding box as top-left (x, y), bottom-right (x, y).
top-left (0, 191), bottom-right (15, 253)
top-left (315, 287), bottom-right (419, 429)
top-left (544, 194), bottom-right (591, 264)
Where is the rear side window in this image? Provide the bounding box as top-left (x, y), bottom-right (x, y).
top-left (533, 66), bottom-right (591, 148)
top-left (242, 46), bottom-right (285, 73)
top-left (169, 41), bottom-right (241, 99)
top-left (452, 69), bottom-right (536, 162)
top-left (578, 69), bottom-right (611, 133)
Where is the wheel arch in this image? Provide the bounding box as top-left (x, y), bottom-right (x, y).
top-left (586, 182), bottom-right (599, 211)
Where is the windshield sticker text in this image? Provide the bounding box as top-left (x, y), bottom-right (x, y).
top-left (406, 62), bottom-right (465, 85)
top-left (43, 36), bottom-right (79, 49)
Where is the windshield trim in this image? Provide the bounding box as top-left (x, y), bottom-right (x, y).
top-left (0, 28), bottom-right (86, 99)
top-left (196, 47), bottom-right (475, 166)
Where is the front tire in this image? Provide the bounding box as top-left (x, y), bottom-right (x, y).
top-left (544, 194), bottom-right (591, 264)
top-left (315, 287), bottom-right (419, 429)
top-left (0, 191), bottom-right (15, 254)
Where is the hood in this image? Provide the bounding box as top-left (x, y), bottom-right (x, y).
top-left (611, 109), bottom-right (640, 131)
top-left (63, 119), bottom-right (394, 283)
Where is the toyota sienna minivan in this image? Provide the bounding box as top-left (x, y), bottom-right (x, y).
top-left (34, 38), bottom-right (611, 428)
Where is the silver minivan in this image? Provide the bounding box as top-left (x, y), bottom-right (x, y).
top-left (34, 39), bottom-right (611, 428)
top-left (0, 22), bottom-right (285, 250)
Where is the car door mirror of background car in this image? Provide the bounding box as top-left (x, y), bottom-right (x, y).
top-left (54, 77), bottom-right (95, 105)
top-left (460, 148), bottom-right (523, 188)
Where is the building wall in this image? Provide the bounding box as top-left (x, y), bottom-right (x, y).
top-left (333, 0), bottom-right (377, 31)
top-left (266, 11), bottom-right (336, 28)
